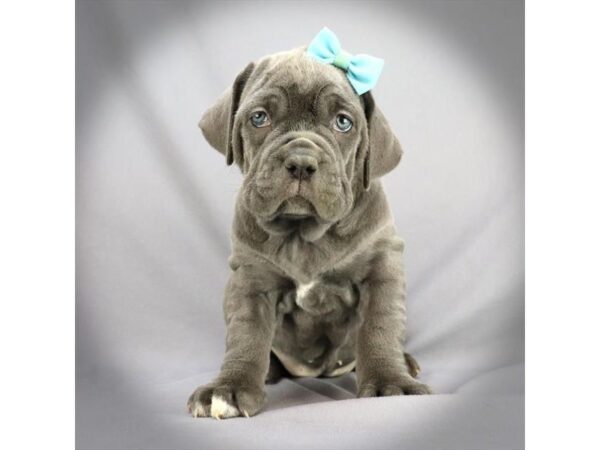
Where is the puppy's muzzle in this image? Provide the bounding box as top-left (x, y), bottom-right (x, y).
top-left (285, 154), bottom-right (318, 180)
top-left (282, 138), bottom-right (320, 181)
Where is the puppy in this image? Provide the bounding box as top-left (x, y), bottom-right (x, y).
top-left (188, 45), bottom-right (431, 420)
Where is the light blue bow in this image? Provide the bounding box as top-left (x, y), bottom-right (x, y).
top-left (306, 27), bottom-right (384, 95)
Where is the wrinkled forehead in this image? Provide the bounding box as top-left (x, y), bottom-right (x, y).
top-left (242, 49), bottom-right (362, 111)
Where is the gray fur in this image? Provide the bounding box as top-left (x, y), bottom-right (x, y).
top-left (188, 48), bottom-right (431, 419)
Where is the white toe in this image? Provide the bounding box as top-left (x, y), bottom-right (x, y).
top-left (210, 395), bottom-right (240, 419)
top-left (191, 402), bottom-right (207, 418)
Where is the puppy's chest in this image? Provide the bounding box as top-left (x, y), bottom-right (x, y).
top-left (269, 234), bottom-right (342, 283)
top-left (267, 235), bottom-right (371, 314)
top-left (277, 277), bottom-right (359, 317)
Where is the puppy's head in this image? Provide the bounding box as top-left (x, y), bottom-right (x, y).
top-left (200, 48), bottom-right (402, 241)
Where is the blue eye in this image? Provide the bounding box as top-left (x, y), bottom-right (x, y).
top-left (334, 114), bottom-right (353, 132)
top-left (250, 110), bottom-right (270, 127)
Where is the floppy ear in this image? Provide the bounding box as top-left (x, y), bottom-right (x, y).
top-left (199, 62), bottom-right (255, 166)
top-left (361, 92), bottom-right (403, 190)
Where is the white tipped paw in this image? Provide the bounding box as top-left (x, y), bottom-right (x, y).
top-left (189, 401), bottom-right (208, 418)
top-left (210, 395), bottom-right (240, 419)
top-left (187, 382), bottom-right (266, 419)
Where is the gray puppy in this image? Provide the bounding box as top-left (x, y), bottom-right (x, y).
top-left (188, 47), bottom-right (432, 419)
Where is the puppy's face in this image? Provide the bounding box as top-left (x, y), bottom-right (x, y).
top-left (201, 49), bottom-right (402, 241)
top-left (238, 53), bottom-right (364, 239)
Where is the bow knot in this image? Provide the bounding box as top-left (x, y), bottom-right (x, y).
top-left (306, 27), bottom-right (384, 95)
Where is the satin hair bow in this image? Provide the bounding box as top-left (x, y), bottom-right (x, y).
top-left (306, 27), bottom-right (384, 95)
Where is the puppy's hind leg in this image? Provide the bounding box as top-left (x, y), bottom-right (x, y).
top-left (265, 351), bottom-right (290, 384)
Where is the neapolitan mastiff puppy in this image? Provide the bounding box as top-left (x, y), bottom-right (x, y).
top-left (188, 29), bottom-right (432, 419)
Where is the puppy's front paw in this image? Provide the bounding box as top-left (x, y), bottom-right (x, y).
top-left (187, 381), bottom-right (266, 419)
top-left (358, 375), bottom-right (432, 398)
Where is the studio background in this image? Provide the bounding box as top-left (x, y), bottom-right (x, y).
top-left (76, 1), bottom-right (524, 449)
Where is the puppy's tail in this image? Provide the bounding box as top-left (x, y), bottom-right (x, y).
top-left (404, 352), bottom-right (421, 378)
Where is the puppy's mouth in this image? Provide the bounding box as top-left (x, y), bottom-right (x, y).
top-left (267, 196), bottom-right (319, 226)
top-left (278, 213), bottom-right (313, 220)
top-left (257, 196), bottom-right (332, 241)
top-left (275, 196), bottom-right (316, 220)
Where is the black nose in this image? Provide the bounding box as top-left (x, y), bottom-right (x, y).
top-left (284, 154), bottom-right (318, 180)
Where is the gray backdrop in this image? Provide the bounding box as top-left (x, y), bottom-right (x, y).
top-left (76, 1), bottom-right (524, 449)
